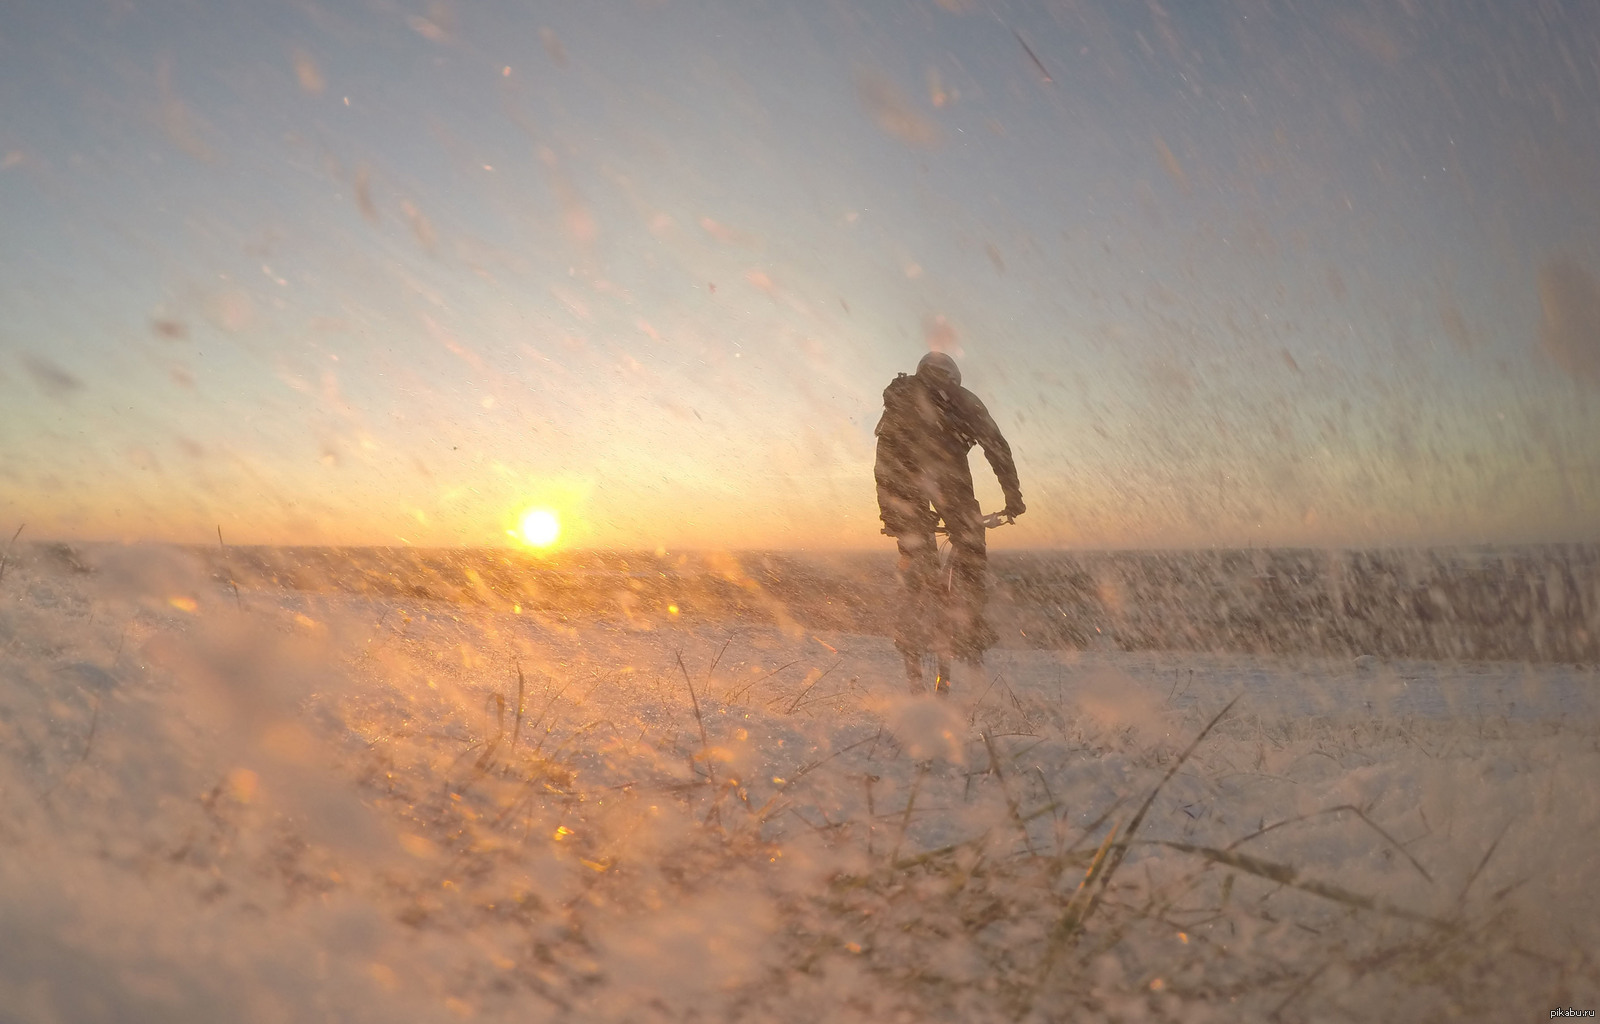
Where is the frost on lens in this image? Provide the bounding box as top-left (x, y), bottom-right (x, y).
top-left (3, 0), bottom-right (1599, 1020)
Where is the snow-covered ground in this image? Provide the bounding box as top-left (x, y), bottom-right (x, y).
top-left (2, 544), bottom-right (1596, 1022)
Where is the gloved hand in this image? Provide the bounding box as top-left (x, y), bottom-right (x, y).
top-left (1003, 499), bottom-right (1026, 519)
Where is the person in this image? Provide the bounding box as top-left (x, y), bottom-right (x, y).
top-left (874, 352), bottom-right (1025, 691)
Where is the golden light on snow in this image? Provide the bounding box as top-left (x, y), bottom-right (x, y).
top-left (517, 507), bottom-right (561, 548)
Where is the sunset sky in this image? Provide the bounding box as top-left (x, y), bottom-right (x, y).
top-left (3, 0), bottom-right (1599, 550)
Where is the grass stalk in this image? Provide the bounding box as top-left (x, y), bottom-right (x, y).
top-left (981, 730), bottom-right (1036, 856)
top-left (526, 678), bottom-right (572, 754)
top-left (752, 730), bottom-right (882, 823)
top-left (887, 762), bottom-right (930, 866)
top-left (1148, 839), bottom-right (1458, 931)
top-left (1227, 803), bottom-right (1433, 882)
top-left (78, 693), bottom-right (101, 765)
top-left (217, 525), bottom-right (243, 611)
top-left (0, 523), bottom-right (22, 588)
top-left (475, 692), bottom-right (507, 770)
top-left (705, 635), bottom-right (734, 695)
top-left (676, 651), bottom-right (719, 807)
top-left (510, 660), bottom-right (527, 753)
top-left (1268, 961), bottom-right (1330, 1022)
top-left (1026, 695), bottom-right (1240, 1012)
top-left (676, 651), bottom-right (710, 753)
top-left (1457, 818), bottom-right (1512, 909)
top-left (724, 659), bottom-right (800, 704)
top-left (782, 658), bottom-right (842, 715)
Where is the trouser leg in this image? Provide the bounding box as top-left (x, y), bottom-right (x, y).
top-left (934, 490), bottom-right (994, 662)
top-left (948, 523), bottom-right (995, 661)
top-left (893, 532), bottom-right (939, 660)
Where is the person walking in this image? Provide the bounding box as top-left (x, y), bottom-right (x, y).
top-left (874, 352), bottom-right (1025, 692)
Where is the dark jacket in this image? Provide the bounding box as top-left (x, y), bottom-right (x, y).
top-left (874, 373), bottom-right (1022, 535)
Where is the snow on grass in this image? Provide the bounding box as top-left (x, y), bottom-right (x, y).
top-left (1, 543), bottom-right (1597, 1022)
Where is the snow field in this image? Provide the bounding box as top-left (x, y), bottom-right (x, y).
top-left (1, 544), bottom-right (1596, 1022)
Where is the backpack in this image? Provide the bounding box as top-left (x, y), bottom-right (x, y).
top-left (876, 373), bottom-right (970, 452)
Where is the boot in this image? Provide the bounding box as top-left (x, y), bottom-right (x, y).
top-left (903, 651), bottom-right (927, 694)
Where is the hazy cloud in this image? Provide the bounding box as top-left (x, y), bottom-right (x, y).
top-left (923, 314), bottom-right (960, 356)
top-left (540, 27), bottom-right (568, 67)
top-left (400, 199), bottom-right (437, 252)
top-left (150, 318), bottom-right (188, 340)
top-left (292, 49), bottom-right (325, 95)
top-left (1152, 134), bottom-right (1191, 195)
top-left (1331, 13), bottom-right (1403, 64)
top-left (21, 354), bottom-right (84, 398)
top-left (1439, 297), bottom-right (1476, 350)
top-left (156, 59), bottom-right (215, 162)
top-left (1538, 256), bottom-right (1600, 383)
top-left (353, 165), bottom-right (378, 224)
top-left (855, 71), bottom-right (941, 148)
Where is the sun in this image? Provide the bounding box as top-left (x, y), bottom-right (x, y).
top-left (517, 507), bottom-right (561, 548)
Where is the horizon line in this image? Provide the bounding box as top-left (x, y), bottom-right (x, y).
top-left (15, 538), bottom-right (1600, 557)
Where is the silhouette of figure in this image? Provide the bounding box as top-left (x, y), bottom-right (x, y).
top-left (874, 352), bottom-right (1025, 688)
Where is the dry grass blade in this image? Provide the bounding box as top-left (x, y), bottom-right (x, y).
top-left (1022, 697), bottom-right (1241, 1014)
top-left (217, 525), bottom-right (243, 611)
top-left (724, 659), bottom-right (800, 703)
top-left (1227, 803), bottom-right (1433, 882)
top-left (887, 762), bottom-right (930, 865)
top-left (965, 673), bottom-right (1002, 725)
top-left (526, 677), bottom-right (571, 754)
top-left (981, 730), bottom-right (1036, 856)
top-left (884, 831), bottom-right (999, 873)
top-left (1457, 817), bottom-right (1512, 909)
top-left (0, 523), bottom-right (23, 588)
top-left (1025, 819), bottom-right (1122, 1015)
top-left (782, 658), bottom-right (841, 715)
top-left (1034, 767), bottom-right (1061, 841)
top-left (704, 636), bottom-right (734, 694)
top-left (675, 652), bottom-right (709, 751)
top-left (79, 693), bottom-right (101, 765)
top-left (1269, 961), bottom-right (1330, 1022)
top-left (1077, 695), bottom-right (1240, 917)
top-left (788, 687), bottom-right (852, 714)
top-left (1063, 796), bottom-right (1127, 858)
top-left (1150, 840), bottom-right (1458, 931)
top-left (475, 693), bottom-right (507, 770)
top-left (753, 730), bottom-right (881, 822)
top-left (675, 651), bottom-right (718, 798)
top-left (1060, 819), bottom-right (1121, 931)
top-left (510, 661), bottom-right (527, 753)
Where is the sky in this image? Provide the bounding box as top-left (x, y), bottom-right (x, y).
top-left (2, 0), bottom-right (1599, 551)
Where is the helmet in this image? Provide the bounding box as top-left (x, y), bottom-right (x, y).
top-left (916, 351), bottom-right (961, 388)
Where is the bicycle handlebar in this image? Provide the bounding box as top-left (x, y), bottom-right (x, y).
top-left (932, 511), bottom-right (1015, 535)
top-left (880, 511), bottom-right (1017, 537)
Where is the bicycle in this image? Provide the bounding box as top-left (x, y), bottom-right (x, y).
top-left (892, 510), bottom-right (1014, 695)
